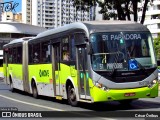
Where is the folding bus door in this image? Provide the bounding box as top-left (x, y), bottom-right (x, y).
top-left (76, 45), bottom-right (90, 100)
top-left (52, 43), bottom-right (62, 97)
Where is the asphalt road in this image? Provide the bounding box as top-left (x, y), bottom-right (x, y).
top-left (0, 79), bottom-right (160, 120)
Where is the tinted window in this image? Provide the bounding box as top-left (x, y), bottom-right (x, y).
top-left (17, 46), bottom-right (22, 64)
top-left (33, 43), bottom-right (40, 63)
top-left (41, 41), bottom-right (51, 63)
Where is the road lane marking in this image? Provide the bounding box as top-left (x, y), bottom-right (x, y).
top-left (0, 94), bottom-right (117, 120)
top-left (0, 94), bottom-right (64, 111)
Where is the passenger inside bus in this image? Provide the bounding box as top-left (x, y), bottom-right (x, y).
top-left (63, 52), bottom-right (70, 61)
top-left (127, 40), bottom-right (136, 58)
top-left (33, 52), bottom-right (39, 63)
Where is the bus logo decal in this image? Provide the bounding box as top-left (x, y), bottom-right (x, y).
top-left (39, 70), bottom-right (49, 77)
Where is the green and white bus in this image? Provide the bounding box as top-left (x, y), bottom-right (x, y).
top-left (3, 21), bottom-right (159, 106)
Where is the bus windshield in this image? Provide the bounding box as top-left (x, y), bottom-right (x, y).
top-left (90, 32), bottom-right (157, 71)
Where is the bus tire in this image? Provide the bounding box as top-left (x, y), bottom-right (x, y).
top-left (67, 85), bottom-right (78, 106)
top-left (10, 79), bottom-right (15, 92)
top-left (9, 76), bottom-right (15, 92)
top-left (32, 82), bottom-right (38, 99)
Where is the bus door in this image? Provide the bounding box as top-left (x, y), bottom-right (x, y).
top-left (52, 43), bottom-right (62, 96)
top-left (77, 45), bottom-right (90, 99)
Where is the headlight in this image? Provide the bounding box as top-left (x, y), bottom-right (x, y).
top-left (94, 81), bottom-right (109, 91)
top-left (148, 79), bottom-right (158, 88)
top-left (95, 82), bottom-right (102, 88)
top-left (152, 80), bottom-right (157, 84)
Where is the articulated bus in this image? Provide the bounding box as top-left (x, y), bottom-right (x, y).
top-left (3, 21), bottom-right (159, 106)
top-left (0, 22), bottom-right (46, 78)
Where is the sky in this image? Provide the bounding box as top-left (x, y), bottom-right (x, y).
top-left (3, 0), bottom-right (22, 13)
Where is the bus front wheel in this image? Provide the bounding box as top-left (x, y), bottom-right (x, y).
top-left (67, 85), bottom-right (78, 106)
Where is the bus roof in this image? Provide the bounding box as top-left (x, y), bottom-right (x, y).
top-left (3, 37), bottom-right (34, 47)
top-left (34, 20), bottom-right (149, 39)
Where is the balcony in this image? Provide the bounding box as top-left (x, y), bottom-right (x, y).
top-left (144, 19), bottom-right (160, 25)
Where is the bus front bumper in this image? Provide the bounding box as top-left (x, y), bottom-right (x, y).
top-left (90, 83), bottom-right (159, 102)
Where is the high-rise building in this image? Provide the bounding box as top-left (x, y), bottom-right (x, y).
top-left (22, 0), bottom-right (32, 24)
top-left (138, 0), bottom-right (160, 38)
top-left (0, 0), bottom-right (4, 21)
top-left (22, 0), bottom-right (90, 29)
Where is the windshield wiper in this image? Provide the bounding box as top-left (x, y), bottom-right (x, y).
top-left (109, 43), bottom-right (126, 77)
top-left (127, 49), bottom-right (148, 76)
top-left (108, 51), bottom-right (119, 77)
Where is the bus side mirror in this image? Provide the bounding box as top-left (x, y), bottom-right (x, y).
top-left (84, 37), bottom-right (89, 42)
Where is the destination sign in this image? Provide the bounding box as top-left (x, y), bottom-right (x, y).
top-left (102, 33), bottom-right (141, 41)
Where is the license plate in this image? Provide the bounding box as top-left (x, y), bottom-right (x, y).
top-left (124, 93), bottom-right (136, 97)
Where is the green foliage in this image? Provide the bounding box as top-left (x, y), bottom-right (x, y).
top-left (71, 0), bottom-right (150, 24)
top-left (154, 37), bottom-right (160, 60)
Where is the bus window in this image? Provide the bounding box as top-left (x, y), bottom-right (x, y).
top-left (28, 44), bottom-right (33, 64)
top-left (41, 41), bottom-right (51, 63)
top-left (63, 52), bottom-right (70, 61)
top-left (33, 43), bottom-right (40, 63)
top-left (70, 35), bottom-right (76, 61)
top-left (12, 47), bottom-right (17, 63)
top-left (127, 40), bottom-right (136, 58)
top-left (17, 46), bottom-right (22, 64)
top-left (8, 48), bottom-right (12, 63)
top-left (62, 37), bottom-right (70, 61)
top-left (141, 39), bottom-right (150, 57)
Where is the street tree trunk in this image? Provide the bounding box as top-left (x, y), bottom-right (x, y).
top-left (133, 0), bottom-right (138, 22)
top-left (140, 0), bottom-right (149, 24)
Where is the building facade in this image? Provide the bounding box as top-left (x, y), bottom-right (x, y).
top-left (22, 0), bottom-right (91, 29)
top-left (138, 0), bottom-right (160, 38)
top-left (2, 12), bottom-right (22, 22)
top-left (0, 0), bottom-right (4, 21)
top-left (2, 12), bottom-right (14, 21)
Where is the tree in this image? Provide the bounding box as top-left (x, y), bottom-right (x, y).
top-left (71, 0), bottom-right (97, 20)
top-left (154, 37), bottom-right (160, 60)
top-left (140, 0), bottom-right (154, 24)
top-left (72, 0), bottom-right (152, 24)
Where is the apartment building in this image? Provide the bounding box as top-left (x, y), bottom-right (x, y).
top-left (0, 0), bottom-right (4, 21)
top-left (14, 13), bottom-right (22, 22)
top-left (22, 0), bottom-right (90, 29)
top-left (22, 0), bottom-right (32, 24)
top-left (2, 12), bottom-right (22, 22)
top-left (138, 0), bottom-right (160, 38)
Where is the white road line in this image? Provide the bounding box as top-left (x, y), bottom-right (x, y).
top-left (0, 94), bottom-right (117, 120)
top-left (0, 94), bottom-right (64, 111)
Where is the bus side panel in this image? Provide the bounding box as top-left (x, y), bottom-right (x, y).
top-left (0, 67), bottom-right (4, 79)
top-left (28, 64), bottom-right (54, 97)
top-left (8, 64), bottom-right (23, 91)
top-left (59, 63), bottom-right (78, 99)
top-left (3, 63), bottom-right (8, 84)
